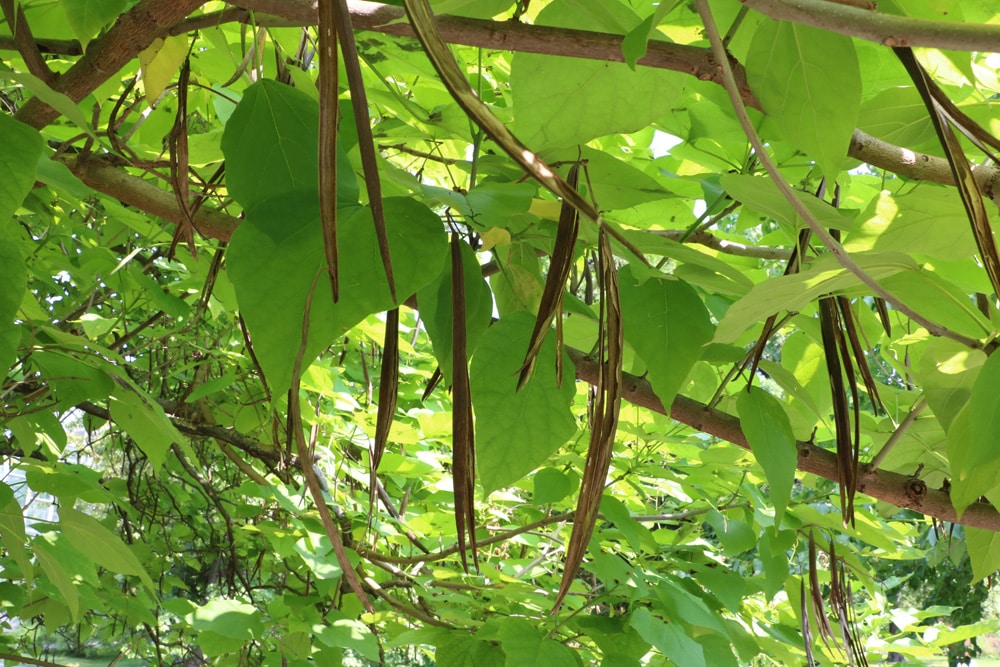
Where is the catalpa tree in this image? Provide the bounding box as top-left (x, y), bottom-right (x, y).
top-left (2, 0), bottom-right (1000, 665)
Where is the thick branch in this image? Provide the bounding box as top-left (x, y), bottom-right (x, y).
top-left (742, 0), bottom-right (1000, 52)
top-left (229, 0), bottom-right (1000, 199)
top-left (568, 348), bottom-right (1000, 532)
top-left (0, 0), bottom-right (56, 83)
top-left (14, 0), bottom-right (206, 129)
top-left (64, 154), bottom-right (239, 241)
top-left (651, 229), bottom-right (793, 260)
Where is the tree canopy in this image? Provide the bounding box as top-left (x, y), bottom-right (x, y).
top-left (3, 0), bottom-right (1000, 665)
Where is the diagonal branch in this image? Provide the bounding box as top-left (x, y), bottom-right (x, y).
top-left (741, 0), bottom-right (1000, 52)
top-left (567, 348), bottom-right (1000, 533)
top-left (0, 0), bottom-right (56, 83)
top-left (14, 0), bottom-right (206, 129)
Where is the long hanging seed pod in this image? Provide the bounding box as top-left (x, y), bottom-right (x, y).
top-left (450, 234), bottom-right (477, 571)
top-left (553, 230), bottom-right (622, 612)
top-left (517, 163), bottom-right (580, 390)
top-left (369, 308), bottom-right (399, 524)
top-left (318, 0), bottom-right (339, 301)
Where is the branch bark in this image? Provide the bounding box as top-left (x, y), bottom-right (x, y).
top-left (9, 0), bottom-right (997, 209)
top-left (568, 348), bottom-right (1000, 532)
top-left (741, 0), bottom-right (1000, 52)
top-left (14, 0), bottom-right (206, 129)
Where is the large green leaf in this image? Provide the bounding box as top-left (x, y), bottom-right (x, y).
top-left (0, 227), bottom-right (25, 374)
top-left (59, 507), bottom-right (156, 591)
top-left (221, 80), bottom-right (358, 211)
top-left (496, 618), bottom-right (577, 667)
top-left (0, 114), bottom-right (42, 220)
top-left (714, 252), bottom-right (916, 344)
top-left (416, 240), bottom-right (493, 384)
top-left (629, 607), bottom-right (706, 667)
top-left (720, 174), bottom-right (857, 232)
top-left (510, 0), bottom-right (685, 151)
top-left (0, 492), bottom-right (30, 582)
top-left (966, 527), bottom-right (1000, 583)
top-left (619, 265), bottom-right (713, 408)
top-left (109, 390), bottom-right (186, 470)
top-left (59, 0), bottom-right (127, 49)
top-left (33, 538), bottom-right (80, 622)
top-left (736, 387), bottom-right (797, 525)
top-left (911, 338), bottom-right (985, 433)
top-left (745, 21), bottom-right (861, 179)
top-left (844, 188), bottom-right (978, 261)
top-left (435, 635), bottom-right (506, 667)
top-left (470, 312), bottom-right (577, 494)
top-left (949, 352), bottom-right (1000, 514)
top-left (314, 614), bottom-right (380, 661)
top-left (0, 115), bottom-right (35, 373)
top-left (227, 195), bottom-right (448, 397)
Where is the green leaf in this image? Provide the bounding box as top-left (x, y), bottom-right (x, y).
top-left (965, 527), bottom-right (1000, 583)
top-left (0, 226), bottom-right (26, 373)
top-left (533, 467), bottom-right (575, 505)
top-left (59, 507), bottom-right (156, 591)
top-left (314, 614), bottom-right (380, 661)
top-left (511, 1), bottom-right (684, 151)
top-left (629, 607), bottom-right (706, 667)
top-left (496, 618), bottom-right (577, 667)
top-left (911, 338), bottom-right (985, 433)
top-left (512, 53), bottom-right (687, 150)
top-left (949, 351), bottom-right (1000, 514)
top-left (31, 352), bottom-right (114, 408)
top-left (109, 390), bottom-right (186, 470)
top-left (0, 113), bottom-right (43, 221)
top-left (33, 538), bottom-right (80, 622)
top-left (416, 240), bottom-right (493, 384)
top-left (746, 21), bottom-right (861, 178)
top-left (471, 313), bottom-right (578, 494)
top-left (720, 174), bottom-right (857, 232)
top-left (619, 265), bottom-right (713, 408)
top-left (0, 493), bottom-right (30, 581)
top-left (227, 194), bottom-right (447, 397)
top-left (844, 188), bottom-right (978, 261)
top-left (0, 64), bottom-right (97, 138)
top-left (621, 1), bottom-right (681, 69)
top-left (186, 598), bottom-right (263, 639)
top-left (713, 252), bottom-right (916, 344)
top-left (857, 86), bottom-right (935, 148)
top-left (221, 80), bottom-right (358, 211)
top-left (736, 387), bottom-right (797, 525)
top-left (60, 0), bottom-right (127, 49)
top-left (436, 635), bottom-right (506, 667)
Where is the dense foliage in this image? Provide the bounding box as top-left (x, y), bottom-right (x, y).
top-left (3, 0), bottom-right (1000, 665)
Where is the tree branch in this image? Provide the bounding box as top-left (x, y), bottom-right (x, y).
top-left (14, 0), bottom-right (207, 129)
top-left (228, 0), bottom-right (1000, 203)
top-left (568, 348), bottom-right (1000, 533)
top-left (650, 229), bottom-right (793, 260)
top-left (742, 0), bottom-right (1000, 52)
top-left (63, 154), bottom-right (240, 241)
top-left (0, 0), bottom-right (56, 84)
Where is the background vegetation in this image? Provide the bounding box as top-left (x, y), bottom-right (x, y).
top-left (3, 0), bottom-right (1000, 665)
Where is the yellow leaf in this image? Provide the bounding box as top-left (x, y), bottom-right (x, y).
top-left (479, 227), bottom-right (510, 250)
top-left (139, 35), bottom-right (188, 105)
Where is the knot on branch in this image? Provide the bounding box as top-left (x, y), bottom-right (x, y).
top-left (905, 477), bottom-right (927, 506)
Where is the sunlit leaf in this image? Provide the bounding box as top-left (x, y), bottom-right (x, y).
top-left (60, 507), bottom-right (155, 591)
top-left (746, 21), bottom-right (861, 179)
top-left (736, 387), bottom-right (797, 525)
top-left (471, 313), bottom-right (577, 494)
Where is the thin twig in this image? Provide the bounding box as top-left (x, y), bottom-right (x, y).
top-left (866, 397), bottom-right (928, 472)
